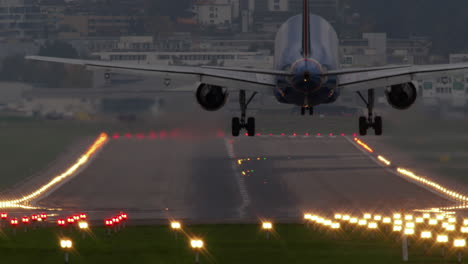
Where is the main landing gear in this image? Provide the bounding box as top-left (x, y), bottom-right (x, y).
top-left (357, 89), bottom-right (383, 136)
top-left (232, 90), bottom-right (257, 137)
top-left (301, 106), bottom-right (314, 116)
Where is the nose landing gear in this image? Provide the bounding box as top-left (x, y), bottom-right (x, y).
top-left (301, 106), bottom-right (314, 116)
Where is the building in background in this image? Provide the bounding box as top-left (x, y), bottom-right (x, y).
top-left (0, 0), bottom-right (47, 40)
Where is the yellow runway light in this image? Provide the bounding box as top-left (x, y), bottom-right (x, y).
top-left (394, 220), bottom-right (403, 226)
top-left (358, 219), bottom-right (367, 226)
top-left (363, 213), bottom-right (372, 219)
top-left (461, 227), bottom-right (468, 233)
top-left (368, 222), bottom-right (378, 229)
top-left (454, 239), bottom-right (466, 248)
top-left (405, 215), bottom-right (413, 221)
top-left (334, 214), bottom-right (342, 220)
top-left (404, 228), bottom-right (415, 235)
top-left (423, 213), bottom-right (431, 219)
top-left (331, 223), bottom-right (340, 229)
top-left (393, 213), bottom-right (402, 219)
top-left (342, 215), bottom-right (351, 221)
top-left (415, 217), bottom-right (424, 223)
top-left (429, 219), bottom-right (438, 226)
top-left (406, 222), bottom-right (415, 228)
top-left (350, 218), bottom-right (358, 224)
top-left (421, 231), bottom-right (432, 239)
top-left (377, 155), bottom-right (391, 166)
top-left (374, 215), bottom-right (382, 221)
top-left (382, 217), bottom-right (392, 224)
top-left (437, 235), bottom-right (449, 243)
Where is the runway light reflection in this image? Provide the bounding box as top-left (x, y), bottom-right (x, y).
top-left (0, 133), bottom-right (109, 208)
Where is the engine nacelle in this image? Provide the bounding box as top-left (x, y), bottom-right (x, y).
top-left (195, 83), bottom-right (228, 111)
top-left (385, 82), bottom-right (417, 110)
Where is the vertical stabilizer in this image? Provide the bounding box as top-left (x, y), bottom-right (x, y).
top-left (302, 0), bottom-right (310, 58)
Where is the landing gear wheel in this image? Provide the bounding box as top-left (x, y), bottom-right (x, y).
top-left (246, 117), bottom-right (255, 137)
top-left (374, 116), bottom-right (383, 136)
top-left (309, 107), bottom-right (314, 116)
top-left (359, 116), bottom-right (368, 136)
top-left (301, 107), bottom-right (305, 116)
top-left (232, 117), bottom-right (241, 137)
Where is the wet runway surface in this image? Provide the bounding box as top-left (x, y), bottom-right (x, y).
top-left (36, 133), bottom-right (451, 222)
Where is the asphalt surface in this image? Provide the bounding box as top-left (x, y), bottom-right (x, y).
top-left (35, 129), bottom-right (451, 222)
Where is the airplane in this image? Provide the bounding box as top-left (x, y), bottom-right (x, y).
top-left (26, 0), bottom-right (468, 137)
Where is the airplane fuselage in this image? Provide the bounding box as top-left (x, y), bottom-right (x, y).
top-left (274, 14), bottom-right (340, 107)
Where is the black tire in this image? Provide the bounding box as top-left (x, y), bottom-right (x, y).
top-left (359, 116), bottom-right (368, 136)
top-left (232, 117), bottom-right (241, 137)
top-left (301, 107), bottom-right (305, 116)
top-left (246, 117), bottom-right (255, 137)
top-left (309, 107), bottom-right (314, 116)
top-left (374, 116), bottom-right (383, 136)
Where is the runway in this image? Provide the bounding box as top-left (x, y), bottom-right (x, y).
top-left (34, 130), bottom-right (451, 222)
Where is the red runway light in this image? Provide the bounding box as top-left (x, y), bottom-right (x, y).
top-left (57, 219), bottom-right (66, 226)
top-left (21, 216), bottom-right (30, 224)
top-left (73, 215), bottom-right (80, 221)
top-left (353, 133), bottom-right (357, 137)
top-left (112, 133), bottom-right (120, 139)
top-left (125, 133), bottom-right (132, 139)
top-left (136, 133), bottom-right (145, 139)
top-left (31, 214), bottom-right (38, 221)
top-left (244, 133), bottom-right (248, 136)
top-left (10, 218), bottom-right (18, 226)
top-left (148, 131), bottom-right (158, 139)
top-left (79, 213), bottom-right (87, 220)
top-left (160, 131), bottom-right (167, 139)
top-left (341, 133), bottom-right (345, 137)
top-left (292, 133), bottom-right (297, 137)
top-left (67, 217), bottom-right (75, 224)
top-left (40, 213), bottom-right (47, 220)
top-left (112, 217), bottom-right (120, 224)
top-left (317, 133), bottom-right (321, 136)
top-left (121, 213), bottom-right (128, 219)
top-left (329, 133), bottom-right (333, 136)
top-left (0, 213), bottom-right (8, 219)
top-left (269, 133), bottom-right (273, 136)
top-left (281, 133), bottom-right (285, 136)
top-left (305, 133), bottom-right (309, 136)
top-left (105, 219), bottom-right (113, 226)
top-left (257, 133), bottom-right (261, 136)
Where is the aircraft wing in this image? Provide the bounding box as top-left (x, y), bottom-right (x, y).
top-left (25, 56), bottom-right (282, 92)
top-left (336, 63), bottom-right (468, 91)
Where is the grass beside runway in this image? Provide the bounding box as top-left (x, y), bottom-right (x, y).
top-left (0, 223), bottom-right (460, 264)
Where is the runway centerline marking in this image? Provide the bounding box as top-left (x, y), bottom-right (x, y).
top-left (224, 139), bottom-right (250, 218)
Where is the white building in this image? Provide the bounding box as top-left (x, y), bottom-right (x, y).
top-left (0, 0), bottom-right (47, 40)
top-left (268, 0), bottom-right (288, 11)
top-left (193, 0), bottom-right (238, 26)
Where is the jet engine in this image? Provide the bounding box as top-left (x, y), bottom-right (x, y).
top-left (196, 83), bottom-right (228, 111)
top-left (385, 82), bottom-right (417, 110)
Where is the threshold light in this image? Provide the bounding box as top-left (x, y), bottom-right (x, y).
top-left (60, 239), bottom-right (73, 249)
top-left (393, 226), bottom-right (402, 232)
top-left (461, 227), bottom-right (468, 233)
top-left (423, 213), bottom-right (431, 219)
top-left (454, 239), bottom-right (467, 248)
top-left (404, 228), bottom-right (415, 235)
top-left (415, 217), bottom-right (424, 223)
top-left (171, 221), bottom-right (182, 230)
top-left (262, 222), bottom-right (273, 230)
top-left (331, 223), bottom-right (340, 229)
top-left (394, 220), bottom-right (403, 226)
top-left (368, 222), bottom-right (378, 229)
top-left (405, 215), bottom-right (413, 221)
top-left (342, 215), bottom-right (351, 221)
top-left (78, 221), bottom-right (89, 230)
top-left (358, 219), bottom-right (367, 226)
top-left (373, 215), bottom-right (382, 221)
top-left (363, 214), bottom-right (372, 219)
top-left (383, 217), bottom-right (392, 224)
top-left (421, 231), bottom-right (432, 239)
top-left (393, 214), bottom-right (402, 219)
top-left (190, 239), bottom-right (204, 249)
top-left (437, 235), bottom-right (449, 243)
top-left (429, 219), bottom-right (438, 226)
top-left (350, 218), bottom-right (358, 224)
top-left (334, 214), bottom-right (342, 220)
top-left (406, 222), bottom-right (415, 228)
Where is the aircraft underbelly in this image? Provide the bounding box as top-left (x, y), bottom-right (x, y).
top-left (273, 14), bottom-right (340, 106)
